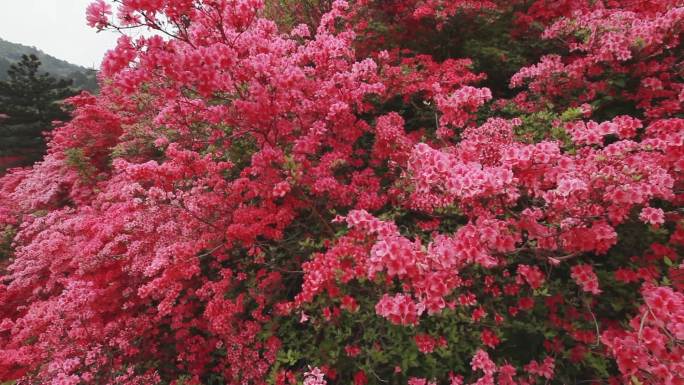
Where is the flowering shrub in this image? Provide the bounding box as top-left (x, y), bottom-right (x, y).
top-left (0, 0), bottom-right (683, 385)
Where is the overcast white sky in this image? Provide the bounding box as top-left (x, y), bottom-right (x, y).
top-left (0, 0), bottom-right (120, 69)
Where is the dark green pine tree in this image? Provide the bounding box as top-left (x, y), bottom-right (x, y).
top-left (0, 54), bottom-right (77, 168)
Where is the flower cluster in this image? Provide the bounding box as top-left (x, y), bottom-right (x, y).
top-left (602, 285), bottom-right (684, 385)
top-left (570, 264), bottom-right (602, 295)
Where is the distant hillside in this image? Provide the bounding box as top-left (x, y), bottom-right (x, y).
top-left (0, 38), bottom-right (98, 92)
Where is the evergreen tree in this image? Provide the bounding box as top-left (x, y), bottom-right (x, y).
top-left (0, 54), bottom-right (77, 169)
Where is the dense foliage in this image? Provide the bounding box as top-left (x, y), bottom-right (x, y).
top-left (0, 54), bottom-right (77, 171)
top-left (0, 1), bottom-right (683, 385)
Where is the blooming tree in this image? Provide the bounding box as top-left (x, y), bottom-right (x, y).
top-left (0, 1), bottom-right (682, 385)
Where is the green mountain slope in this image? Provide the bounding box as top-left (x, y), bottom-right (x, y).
top-left (0, 37), bottom-right (98, 92)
